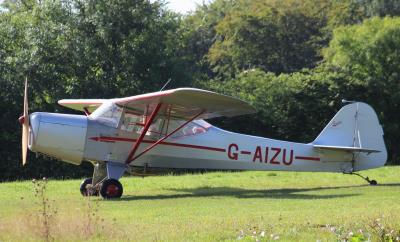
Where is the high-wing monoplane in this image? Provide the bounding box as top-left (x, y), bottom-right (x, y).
top-left (19, 80), bottom-right (387, 198)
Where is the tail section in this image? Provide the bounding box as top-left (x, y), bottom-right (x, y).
top-left (313, 102), bottom-right (387, 171)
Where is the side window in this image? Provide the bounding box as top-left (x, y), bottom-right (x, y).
top-left (169, 121), bottom-right (207, 138)
top-left (147, 118), bottom-right (165, 136)
top-left (119, 111), bottom-right (207, 139)
top-left (120, 111), bottom-right (144, 133)
top-left (120, 111), bottom-right (165, 139)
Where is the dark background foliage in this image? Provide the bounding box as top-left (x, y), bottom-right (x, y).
top-left (1, 0), bottom-right (399, 181)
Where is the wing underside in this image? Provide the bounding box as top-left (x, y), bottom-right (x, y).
top-left (58, 99), bottom-right (106, 113)
top-left (113, 88), bottom-right (256, 120)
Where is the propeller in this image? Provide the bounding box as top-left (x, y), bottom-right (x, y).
top-left (19, 78), bottom-right (29, 165)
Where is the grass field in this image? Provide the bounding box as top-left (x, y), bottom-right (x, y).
top-left (0, 166), bottom-right (399, 241)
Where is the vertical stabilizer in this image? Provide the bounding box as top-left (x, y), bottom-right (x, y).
top-left (313, 102), bottom-right (387, 171)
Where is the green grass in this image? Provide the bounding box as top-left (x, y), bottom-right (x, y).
top-left (0, 166), bottom-right (399, 241)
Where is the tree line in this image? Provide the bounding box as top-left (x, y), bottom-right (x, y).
top-left (1, 0), bottom-right (399, 180)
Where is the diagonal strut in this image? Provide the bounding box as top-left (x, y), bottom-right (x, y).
top-left (125, 103), bottom-right (162, 164)
top-left (126, 109), bottom-right (205, 164)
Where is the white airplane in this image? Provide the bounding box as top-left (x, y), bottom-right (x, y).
top-left (19, 80), bottom-right (387, 198)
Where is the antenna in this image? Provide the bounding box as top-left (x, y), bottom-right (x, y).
top-left (342, 99), bottom-right (356, 104)
top-left (160, 78), bottom-right (172, 91)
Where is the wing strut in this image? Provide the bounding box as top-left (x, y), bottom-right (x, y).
top-left (125, 103), bottom-right (163, 164)
top-left (125, 107), bottom-right (204, 165)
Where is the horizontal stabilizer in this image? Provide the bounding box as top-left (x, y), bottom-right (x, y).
top-left (313, 144), bottom-right (381, 153)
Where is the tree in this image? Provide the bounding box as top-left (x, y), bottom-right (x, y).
top-left (359, 0), bottom-right (400, 17)
top-left (0, 0), bottom-right (188, 180)
top-left (70, 0), bottom-right (187, 97)
top-left (203, 68), bottom-right (344, 143)
top-left (208, 0), bottom-right (326, 77)
top-left (178, 0), bottom-right (237, 81)
top-left (323, 16), bottom-right (400, 163)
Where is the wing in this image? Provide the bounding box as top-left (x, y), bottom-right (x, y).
top-left (113, 88), bottom-right (256, 119)
top-left (58, 99), bottom-right (106, 113)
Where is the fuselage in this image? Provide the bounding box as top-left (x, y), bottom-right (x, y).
top-left (28, 110), bottom-right (382, 174)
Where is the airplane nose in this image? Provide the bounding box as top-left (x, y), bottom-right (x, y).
top-left (28, 112), bottom-right (88, 165)
top-left (29, 113), bottom-right (40, 147)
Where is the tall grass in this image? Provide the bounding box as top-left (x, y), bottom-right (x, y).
top-left (13, 178), bottom-right (112, 241)
top-left (0, 167), bottom-right (399, 241)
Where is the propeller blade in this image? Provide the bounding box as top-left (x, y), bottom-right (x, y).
top-left (21, 78), bottom-right (29, 165)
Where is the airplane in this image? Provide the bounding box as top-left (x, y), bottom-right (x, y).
top-left (19, 79), bottom-right (387, 199)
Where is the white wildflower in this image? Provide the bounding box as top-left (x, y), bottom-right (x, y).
top-left (237, 230), bottom-right (244, 240)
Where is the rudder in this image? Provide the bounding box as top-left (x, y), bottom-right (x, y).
top-left (313, 102), bottom-right (387, 171)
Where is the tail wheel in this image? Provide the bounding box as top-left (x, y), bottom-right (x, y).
top-left (80, 178), bottom-right (99, 196)
top-left (369, 180), bottom-right (378, 185)
top-left (100, 179), bottom-right (123, 199)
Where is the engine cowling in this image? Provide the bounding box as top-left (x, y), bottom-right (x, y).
top-left (29, 112), bottom-right (88, 165)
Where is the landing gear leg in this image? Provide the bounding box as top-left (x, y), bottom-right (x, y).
top-left (347, 172), bottom-right (378, 185)
top-left (80, 161), bottom-right (126, 199)
top-left (80, 162), bottom-right (107, 197)
top-left (347, 153), bottom-right (377, 185)
top-left (80, 177), bottom-right (99, 196)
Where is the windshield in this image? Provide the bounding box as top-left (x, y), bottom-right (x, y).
top-left (90, 101), bottom-right (123, 128)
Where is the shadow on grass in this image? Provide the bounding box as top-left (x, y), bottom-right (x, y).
top-left (117, 184), bottom-right (390, 201)
top-left (376, 183), bottom-right (400, 187)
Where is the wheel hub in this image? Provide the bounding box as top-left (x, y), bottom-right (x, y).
top-left (106, 184), bottom-right (119, 196)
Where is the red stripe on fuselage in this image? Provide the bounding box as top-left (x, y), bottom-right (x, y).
top-left (295, 156), bottom-right (320, 161)
top-left (89, 136), bottom-right (226, 152)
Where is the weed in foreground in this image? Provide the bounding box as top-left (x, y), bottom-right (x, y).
top-left (32, 177), bottom-right (57, 242)
top-left (236, 226), bottom-right (279, 241)
top-left (368, 217), bottom-right (400, 242)
top-left (31, 178), bottom-right (112, 241)
top-left (321, 216), bottom-right (400, 242)
top-left (82, 196), bottom-right (107, 238)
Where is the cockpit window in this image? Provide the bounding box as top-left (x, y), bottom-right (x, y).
top-left (90, 101), bottom-right (123, 128)
top-left (168, 120), bottom-right (207, 138)
top-left (120, 114), bottom-right (208, 139)
top-left (120, 111), bottom-right (144, 133)
top-left (91, 102), bottom-right (209, 137)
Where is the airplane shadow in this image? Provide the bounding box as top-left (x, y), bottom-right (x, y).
top-left (116, 183), bottom-right (400, 201)
top-left (376, 183), bottom-right (400, 187)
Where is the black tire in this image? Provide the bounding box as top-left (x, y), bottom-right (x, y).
top-left (100, 179), bottom-right (123, 199)
top-left (80, 178), bottom-right (99, 196)
top-left (369, 180), bottom-right (378, 185)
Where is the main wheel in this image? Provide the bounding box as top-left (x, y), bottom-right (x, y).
top-left (80, 178), bottom-right (99, 196)
top-left (100, 179), bottom-right (123, 199)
